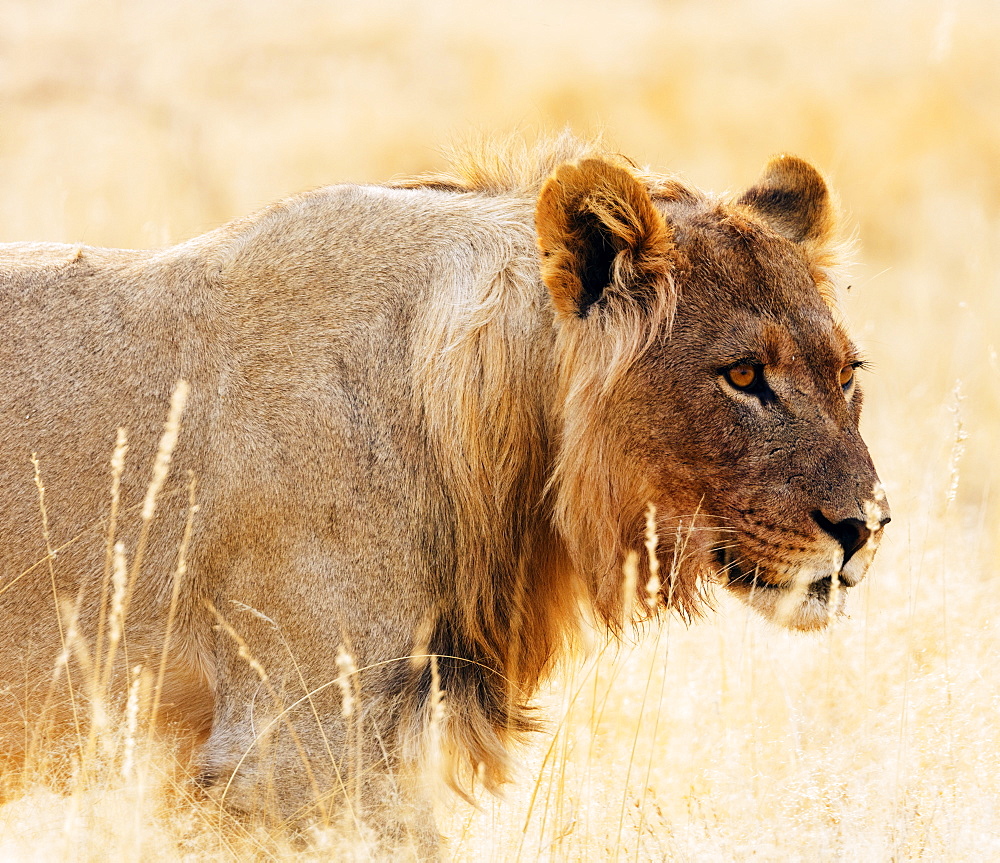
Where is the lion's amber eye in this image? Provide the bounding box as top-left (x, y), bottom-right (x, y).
top-left (839, 365), bottom-right (855, 388)
top-left (724, 363), bottom-right (757, 389)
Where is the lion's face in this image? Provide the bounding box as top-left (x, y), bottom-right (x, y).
top-left (537, 154), bottom-right (890, 631)
top-left (621, 211), bottom-right (890, 630)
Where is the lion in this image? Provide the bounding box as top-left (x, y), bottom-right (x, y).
top-left (0, 134), bottom-right (889, 852)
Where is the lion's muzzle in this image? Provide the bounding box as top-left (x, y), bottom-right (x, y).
top-left (717, 486), bottom-right (891, 630)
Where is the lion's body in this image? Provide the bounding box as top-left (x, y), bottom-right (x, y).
top-left (0, 137), bottom-right (888, 849)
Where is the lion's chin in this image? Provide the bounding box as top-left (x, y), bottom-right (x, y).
top-left (724, 574), bottom-right (847, 631)
top-left (718, 557), bottom-right (853, 631)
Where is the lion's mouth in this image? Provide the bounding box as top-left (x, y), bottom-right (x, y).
top-left (719, 558), bottom-right (836, 599)
top-left (715, 549), bottom-right (847, 629)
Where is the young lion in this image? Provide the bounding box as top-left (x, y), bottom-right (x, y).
top-left (0, 136), bottom-right (888, 851)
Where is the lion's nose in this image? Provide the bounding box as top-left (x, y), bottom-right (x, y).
top-left (811, 510), bottom-right (890, 565)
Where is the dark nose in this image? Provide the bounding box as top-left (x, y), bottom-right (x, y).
top-left (811, 510), bottom-right (890, 565)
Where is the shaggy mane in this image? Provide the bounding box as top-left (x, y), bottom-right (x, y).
top-left (402, 134), bottom-right (703, 797)
top-left (390, 130), bottom-right (701, 203)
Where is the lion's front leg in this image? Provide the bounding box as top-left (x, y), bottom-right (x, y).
top-left (194, 593), bottom-right (438, 857)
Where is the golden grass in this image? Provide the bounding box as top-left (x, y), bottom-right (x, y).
top-left (1, 0), bottom-right (998, 858)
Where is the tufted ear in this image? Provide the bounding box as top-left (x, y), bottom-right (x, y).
top-left (736, 155), bottom-right (834, 246)
top-left (535, 158), bottom-right (675, 318)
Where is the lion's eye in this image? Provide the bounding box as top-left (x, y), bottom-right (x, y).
top-left (724, 363), bottom-right (758, 390)
top-left (839, 365), bottom-right (855, 389)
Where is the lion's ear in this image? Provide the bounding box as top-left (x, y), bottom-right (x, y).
top-left (736, 155), bottom-right (834, 246)
top-left (535, 158), bottom-right (675, 318)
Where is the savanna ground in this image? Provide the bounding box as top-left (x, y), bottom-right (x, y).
top-left (0, 0), bottom-right (998, 859)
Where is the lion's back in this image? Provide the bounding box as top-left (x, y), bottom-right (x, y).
top-left (0, 184), bottom-right (535, 676)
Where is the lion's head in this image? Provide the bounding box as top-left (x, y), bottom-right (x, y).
top-left (537, 154), bottom-right (890, 631)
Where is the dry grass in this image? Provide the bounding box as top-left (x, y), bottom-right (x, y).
top-left (1, 0), bottom-right (998, 859)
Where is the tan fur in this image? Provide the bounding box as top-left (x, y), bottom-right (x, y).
top-left (0, 136), bottom-right (888, 850)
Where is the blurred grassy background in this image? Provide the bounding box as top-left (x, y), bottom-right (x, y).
top-left (0, 0), bottom-right (998, 858)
